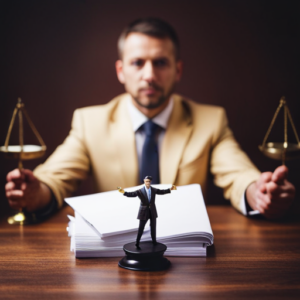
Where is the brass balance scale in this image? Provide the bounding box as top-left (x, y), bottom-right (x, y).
top-left (0, 98), bottom-right (46, 225)
top-left (1, 97), bottom-right (299, 225)
top-left (258, 96), bottom-right (300, 164)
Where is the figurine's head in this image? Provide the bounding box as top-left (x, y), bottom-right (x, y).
top-left (144, 175), bottom-right (152, 188)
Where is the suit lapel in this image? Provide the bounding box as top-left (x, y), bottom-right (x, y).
top-left (109, 94), bottom-right (192, 187)
top-left (140, 187), bottom-right (148, 205)
top-left (110, 94), bottom-right (139, 188)
top-left (160, 95), bottom-right (193, 184)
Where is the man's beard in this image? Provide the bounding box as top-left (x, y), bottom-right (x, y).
top-left (133, 83), bottom-right (175, 110)
top-left (133, 94), bottom-right (168, 109)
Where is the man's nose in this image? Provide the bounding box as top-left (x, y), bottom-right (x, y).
top-left (142, 61), bottom-right (155, 82)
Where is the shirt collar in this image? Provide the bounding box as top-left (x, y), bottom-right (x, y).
top-left (144, 185), bottom-right (151, 190)
top-left (127, 97), bottom-right (174, 132)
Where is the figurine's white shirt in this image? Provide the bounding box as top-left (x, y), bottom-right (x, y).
top-left (144, 185), bottom-right (151, 201)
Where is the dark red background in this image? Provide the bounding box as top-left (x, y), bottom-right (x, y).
top-left (1, 0), bottom-right (299, 218)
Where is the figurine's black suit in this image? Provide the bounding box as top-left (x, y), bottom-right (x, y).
top-left (124, 186), bottom-right (170, 246)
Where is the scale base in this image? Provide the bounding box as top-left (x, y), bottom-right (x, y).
top-left (119, 241), bottom-right (170, 271)
top-left (7, 211), bottom-right (37, 225)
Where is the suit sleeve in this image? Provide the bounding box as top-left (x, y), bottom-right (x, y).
top-left (155, 188), bottom-right (171, 195)
top-left (210, 108), bottom-right (261, 213)
top-left (123, 191), bottom-right (139, 197)
top-left (33, 109), bottom-right (90, 209)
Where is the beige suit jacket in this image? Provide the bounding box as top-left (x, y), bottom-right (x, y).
top-left (34, 93), bottom-right (261, 213)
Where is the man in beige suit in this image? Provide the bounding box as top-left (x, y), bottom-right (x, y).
top-left (5, 18), bottom-right (295, 220)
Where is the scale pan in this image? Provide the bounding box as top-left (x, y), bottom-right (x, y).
top-left (259, 142), bottom-right (300, 160)
top-left (0, 145), bottom-right (46, 160)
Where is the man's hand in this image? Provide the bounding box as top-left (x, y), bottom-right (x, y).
top-left (170, 185), bottom-right (177, 191)
top-left (117, 187), bottom-right (125, 194)
top-left (246, 165), bottom-right (295, 219)
top-left (5, 169), bottom-right (52, 212)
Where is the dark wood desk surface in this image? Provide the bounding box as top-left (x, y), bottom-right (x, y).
top-left (1, 206), bottom-right (300, 300)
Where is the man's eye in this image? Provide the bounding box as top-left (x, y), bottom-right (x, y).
top-left (131, 60), bottom-right (144, 67)
top-left (153, 59), bottom-right (168, 67)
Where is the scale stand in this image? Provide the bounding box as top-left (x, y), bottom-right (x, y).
top-left (0, 98), bottom-right (47, 225)
top-left (259, 96), bottom-right (300, 164)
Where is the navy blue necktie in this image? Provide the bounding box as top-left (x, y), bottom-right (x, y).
top-left (140, 120), bottom-right (160, 184)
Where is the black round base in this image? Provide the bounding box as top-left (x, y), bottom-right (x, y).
top-left (118, 241), bottom-right (170, 271)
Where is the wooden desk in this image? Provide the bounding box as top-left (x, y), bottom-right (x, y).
top-left (1, 206), bottom-right (299, 299)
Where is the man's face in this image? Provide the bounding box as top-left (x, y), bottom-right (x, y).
top-left (144, 179), bottom-right (151, 188)
top-left (116, 33), bottom-right (182, 110)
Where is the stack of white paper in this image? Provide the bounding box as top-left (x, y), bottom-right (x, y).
top-left (66, 184), bottom-right (213, 257)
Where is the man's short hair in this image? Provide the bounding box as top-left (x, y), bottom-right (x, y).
top-left (118, 17), bottom-right (180, 61)
top-left (144, 175), bottom-right (153, 181)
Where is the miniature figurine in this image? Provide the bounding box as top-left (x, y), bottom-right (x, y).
top-left (118, 175), bottom-right (176, 249)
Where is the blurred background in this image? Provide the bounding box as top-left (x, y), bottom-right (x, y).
top-left (1, 0), bottom-right (299, 218)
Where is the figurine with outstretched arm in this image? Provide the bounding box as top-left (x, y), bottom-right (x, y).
top-left (117, 175), bottom-right (176, 249)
